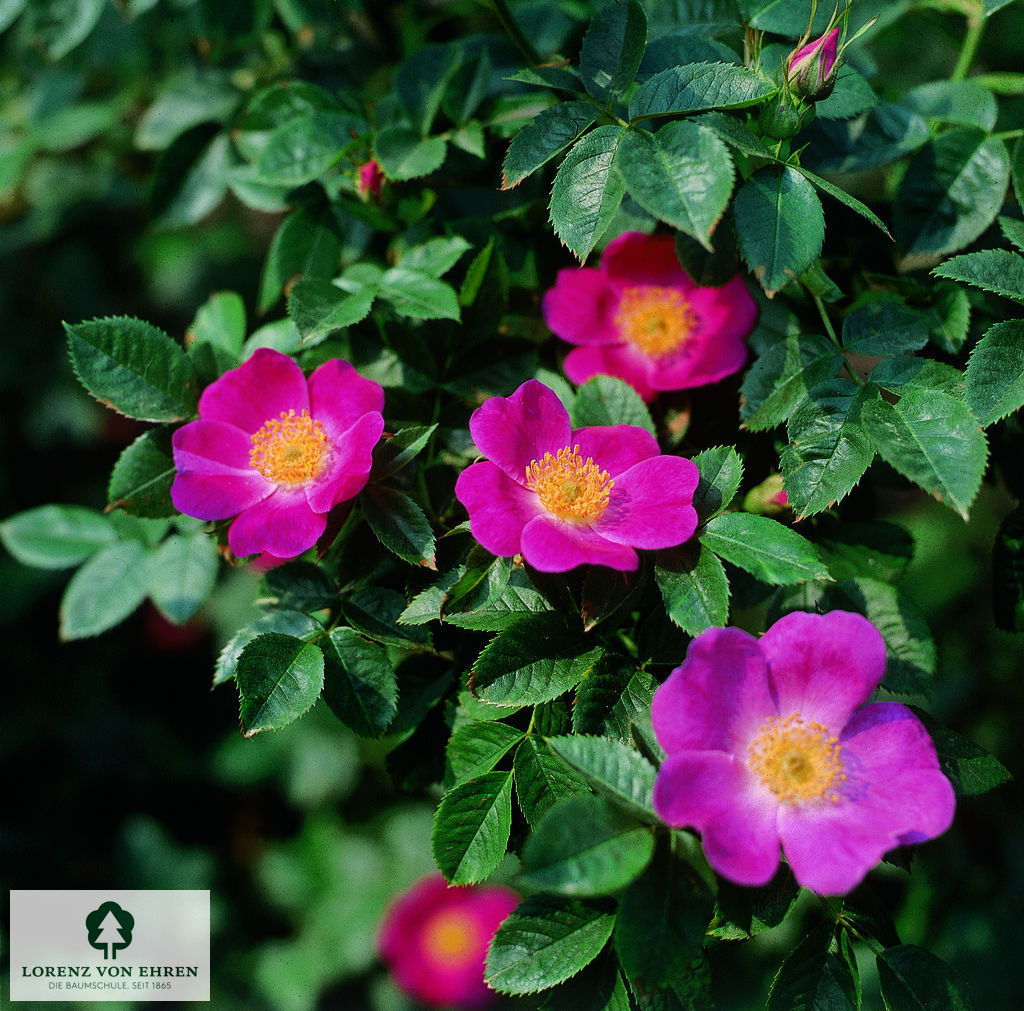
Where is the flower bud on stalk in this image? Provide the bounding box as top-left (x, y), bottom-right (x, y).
top-left (785, 24), bottom-right (842, 101)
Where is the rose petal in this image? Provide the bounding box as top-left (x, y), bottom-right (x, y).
top-left (468, 379), bottom-right (572, 483)
top-left (307, 357), bottom-right (385, 438)
top-left (570, 424), bottom-right (660, 478)
top-left (759, 610), bottom-right (887, 729)
top-left (602, 232), bottom-right (693, 289)
top-left (227, 490), bottom-right (326, 559)
top-left (563, 344), bottom-right (658, 402)
top-left (542, 267), bottom-right (620, 346)
top-left (593, 455), bottom-right (699, 549)
top-left (519, 515), bottom-right (638, 571)
top-left (305, 411), bottom-right (384, 514)
top-left (198, 347), bottom-right (309, 434)
top-left (455, 461), bottom-right (541, 557)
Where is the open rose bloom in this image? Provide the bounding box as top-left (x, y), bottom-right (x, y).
top-left (455, 379), bottom-right (699, 572)
top-left (377, 874), bottom-right (518, 1008)
top-left (171, 348), bottom-right (384, 561)
top-left (651, 610), bottom-right (955, 896)
top-left (542, 231), bottom-right (757, 401)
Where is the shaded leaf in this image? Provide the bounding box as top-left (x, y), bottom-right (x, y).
top-left (236, 632), bottom-right (325, 736)
top-left (431, 770), bottom-right (514, 884)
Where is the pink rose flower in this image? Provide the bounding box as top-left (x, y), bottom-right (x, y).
top-left (377, 874), bottom-right (518, 1009)
top-left (541, 231), bottom-right (757, 402)
top-left (786, 26), bottom-right (841, 100)
top-left (357, 158), bottom-right (385, 201)
top-left (455, 379), bottom-right (699, 572)
top-left (651, 610), bottom-right (956, 896)
top-left (171, 347), bottom-right (384, 560)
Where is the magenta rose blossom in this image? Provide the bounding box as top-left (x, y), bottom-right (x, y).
top-left (171, 347), bottom-right (384, 560)
top-left (651, 610), bottom-right (956, 896)
top-left (455, 379), bottom-right (699, 572)
top-left (542, 231), bottom-right (757, 401)
top-left (377, 874), bottom-right (518, 1009)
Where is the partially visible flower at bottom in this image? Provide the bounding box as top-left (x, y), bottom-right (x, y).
top-left (377, 874), bottom-right (518, 1008)
top-left (651, 610), bottom-right (955, 895)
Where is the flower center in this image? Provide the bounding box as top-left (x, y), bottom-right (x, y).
top-left (421, 909), bottom-right (478, 966)
top-left (747, 712), bottom-right (846, 805)
top-left (525, 445), bottom-right (614, 523)
top-left (249, 409), bottom-right (328, 486)
top-left (615, 285), bottom-right (697, 357)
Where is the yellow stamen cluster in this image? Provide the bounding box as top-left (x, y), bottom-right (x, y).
top-left (615, 285), bottom-right (697, 357)
top-left (747, 712), bottom-right (846, 805)
top-left (422, 910), bottom-right (477, 964)
top-left (525, 445), bottom-right (613, 523)
top-left (249, 409), bottom-right (328, 486)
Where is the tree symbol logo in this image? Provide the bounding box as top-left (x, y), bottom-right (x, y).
top-left (85, 901), bottom-right (135, 960)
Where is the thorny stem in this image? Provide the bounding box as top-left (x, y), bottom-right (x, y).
top-left (485, 0), bottom-right (542, 66)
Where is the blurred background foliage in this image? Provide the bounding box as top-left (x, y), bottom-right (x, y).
top-left (2, 0), bottom-right (1023, 1007)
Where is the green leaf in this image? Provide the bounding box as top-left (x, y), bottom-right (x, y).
top-left (841, 298), bottom-right (930, 356)
top-left (135, 70), bottom-right (239, 150)
top-left (964, 320), bottom-right (1024, 426)
top-left (65, 317), bottom-right (199, 422)
top-left (153, 130), bottom-right (231, 230)
top-left (380, 267), bottom-right (461, 321)
top-left (396, 42), bottom-right (461, 135)
top-left (400, 235), bottom-right (472, 277)
top-left (861, 390), bottom-right (987, 519)
top-left (373, 125), bottom-right (446, 180)
top-left (692, 445), bottom-right (744, 520)
top-left (572, 657), bottom-right (650, 738)
top-left (735, 166), bottom-right (825, 295)
top-left (902, 80), bottom-right (998, 131)
top-left (321, 626), bottom-right (398, 738)
top-left (877, 944), bottom-right (974, 1010)
top-left (514, 735), bottom-right (589, 826)
top-left (1, 504), bottom-right (115, 570)
top-left (471, 613), bottom-right (601, 706)
top-left (699, 512), bottom-right (831, 585)
top-left (26, 0), bottom-right (105, 60)
top-left (255, 111), bottom-right (358, 186)
top-left (486, 894), bottom-right (616, 995)
top-left (796, 166), bottom-right (892, 238)
top-left (236, 632), bottom-right (325, 736)
top-left (287, 278), bottom-right (376, 345)
top-left (445, 560), bottom-right (555, 631)
top-left (993, 504), bottom-right (1024, 633)
top-left (340, 586), bottom-right (429, 649)
top-left (817, 521), bottom-right (915, 584)
top-left (361, 485), bottom-right (436, 567)
top-left (895, 129), bottom-right (1010, 268)
top-left (107, 428), bottom-right (177, 517)
top-left (767, 922), bottom-right (859, 1011)
top-left (431, 770), bottom-right (514, 884)
top-left (656, 543), bottom-right (731, 636)
top-left (258, 208), bottom-right (342, 313)
top-left (1013, 137), bottom-right (1024, 208)
top-left (501, 102), bottom-right (600, 189)
top-left (932, 248), bottom-right (1024, 305)
top-left (868, 358), bottom-right (965, 400)
top-left (780, 381), bottom-right (877, 519)
top-left (630, 62), bottom-right (776, 120)
top-left (549, 126), bottom-right (626, 261)
top-left (570, 374), bottom-right (656, 433)
top-left (924, 719), bottom-right (1012, 797)
top-left (261, 560), bottom-right (338, 611)
top-left (446, 721), bottom-right (525, 787)
top-left (146, 532), bottom-right (219, 624)
top-left (214, 610), bottom-right (323, 686)
top-left (370, 424), bottom-right (437, 481)
top-left (699, 110), bottom-right (775, 159)
top-left (59, 540), bottom-right (151, 639)
top-left (580, 0), bottom-right (647, 102)
top-left (520, 794), bottom-right (655, 896)
top-left (618, 121), bottom-right (733, 247)
top-left (546, 734), bottom-right (657, 822)
top-left (185, 290), bottom-right (246, 376)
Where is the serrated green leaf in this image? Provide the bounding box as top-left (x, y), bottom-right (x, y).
top-left (486, 894), bottom-right (616, 995)
top-left (573, 656), bottom-right (650, 739)
top-left (868, 358), bottom-right (965, 400)
top-left (396, 42), bottom-right (461, 135)
top-left (373, 125), bottom-right (446, 180)
top-left (185, 290), bottom-right (246, 377)
top-left (817, 521), bottom-right (915, 584)
top-left (895, 129), bottom-right (1010, 268)
top-left (471, 613), bottom-right (600, 706)
top-left (655, 543), bottom-right (730, 636)
top-left (361, 485), bottom-right (436, 567)
top-left (692, 445), bottom-right (744, 519)
top-left (514, 735), bottom-right (590, 826)
top-left (1, 504), bottom-right (115, 570)
top-left (877, 944), bottom-right (974, 1011)
top-left (258, 207), bottom-right (342, 313)
top-left (546, 734), bottom-right (657, 822)
top-left (797, 166), bottom-right (892, 238)
top-left (107, 428), bottom-right (177, 517)
top-left (932, 248), bottom-right (1024, 305)
top-left (964, 320), bottom-right (1024, 426)
top-left (321, 626), bottom-right (397, 738)
top-left (380, 267), bottom-right (460, 321)
top-left (501, 101), bottom-right (600, 189)
top-left (521, 794), bottom-right (655, 896)
top-left (630, 62), bottom-right (776, 120)
top-left (445, 560), bottom-right (555, 631)
top-left (59, 540), bottom-right (151, 639)
top-left (861, 389), bottom-right (987, 519)
top-left (254, 111), bottom-right (358, 186)
top-left (287, 278), bottom-right (376, 345)
top-left (147, 532), bottom-right (219, 624)
top-left (369, 424), bottom-right (437, 481)
top-left (700, 512), bottom-right (831, 585)
top-left (214, 610), bottom-right (323, 686)
top-left (446, 720), bottom-right (524, 787)
top-left (699, 110), bottom-right (775, 158)
top-left (236, 632), bottom-right (325, 736)
top-left (570, 374), bottom-right (655, 433)
top-left (767, 922), bottom-right (858, 1011)
top-left (66, 317), bottom-right (199, 422)
top-left (923, 719), bottom-right (1012, 797)
top-left (261, 560), bottom-right (338, 611)
top-left (780, 380), bottom-right (877, 519)
top-left (340, 586), bottom-right (430, 649)
top-left (400, 235), bottom-right (472, 277)
top-left (842, 298), bottom-right (931, 356)
top-left (735, 166), bottom-right (825, 295)
top-left (580, 0), bottom-right (647, 103)
top-left (618, 121), bottom-right (733, 247)
top-left (432, 770), bottom-right (514, 884)
top-left (549, 126), bottom-right (626, 261)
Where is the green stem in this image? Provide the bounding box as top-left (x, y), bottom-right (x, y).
top-left (813, 293), bottom-right (842, 350)
top-left (486, 0), bottom-right (542, 66)
top-left (951, 8), bottom-right (985, 82)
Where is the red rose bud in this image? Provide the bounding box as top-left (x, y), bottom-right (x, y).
top-left (357, 158), bottom-right (385, 201)
top-left (785, 25), bottom-right (841, 100)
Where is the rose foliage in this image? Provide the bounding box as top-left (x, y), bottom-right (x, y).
top-left (2, 0), bottom-right (1022, 1007)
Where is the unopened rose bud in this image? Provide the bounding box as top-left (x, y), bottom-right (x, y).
top-left (785, 25), bottom-right (841, 101)
top-left (357, 159), bottom-right (385, 201)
